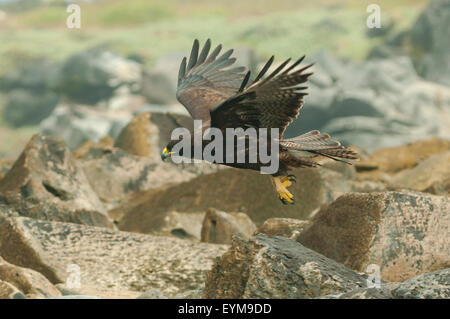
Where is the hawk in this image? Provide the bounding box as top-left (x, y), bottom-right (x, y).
top-left (161, 39), bottom-right (358, 204)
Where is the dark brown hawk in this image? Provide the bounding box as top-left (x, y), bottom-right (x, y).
top-left (162, 39), bottom-right (358, 204)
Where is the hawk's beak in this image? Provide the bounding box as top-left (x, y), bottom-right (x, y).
top-left (161, 147), bottom-right (172, 161)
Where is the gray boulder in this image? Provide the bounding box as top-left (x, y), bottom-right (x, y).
top-left (0, 134), bottom-right (114, 228)
top-left (204, 234), bottom-right (367, 298)
top-left (411, 0), bottom-right (450, 86)
top-left (392, 268), bottom-right (450, 299)
top-left (2, 89), bottom-right (59, 127)
top-left (0, 216), bottom-right (228, 298)
top-left (56, 49), bottom-right (142, 105)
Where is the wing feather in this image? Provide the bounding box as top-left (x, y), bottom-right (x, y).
top-left (176, 39), bottom-right (247, 126)
top-left (211, 56), bottom-right (313, 137)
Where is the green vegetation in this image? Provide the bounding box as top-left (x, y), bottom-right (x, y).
top-left (0, 0), bottom-right (427, 73)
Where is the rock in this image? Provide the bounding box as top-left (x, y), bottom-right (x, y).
top-left (257, 218), bottom-right (310, 240)
top-left (48, 295), bottom-right (103, 299)
top-left (77, 144), bottom-right (219, 211)
top-left (114, 111), bottom-right (193, 159)
top-left (0, 134), bottom-right (114, 228)
top-left (72, 136), bottom-right (114, 159)
top-left (284, 85), bottom-right (336, 136)
top-left (118, 165), bottom-right (355, 231)
top-left (201, 208), bottom-right (257, 244)
top-left (298, 191), bottom-right (450, 282)
top-left (291, 49), bottom-right (450, 151)
top-left (40, 102), bottom-right (136, 150)
top-left (392, 268), bottom-right (450, 299)
top-left (2, 89), bottom-right (59, 127)
top-left (136, 288), bottom-right (168, 299)
top-left (141, 53), bottom-right (184, 105)
top-left (319, 287), bottom-right (394, 299)
top-left (0, 280), bottom-right (23, 299)
top-left (391, 151), bottom-right (450, 195)
top-left (56, 49), bottom-right (142, 105)
top-left (0, 58), bottom-right (59, 92)
top-left (0, 217), bottom-right (228, 298)
top-left (204, 234), bottom-right (367, 298)
top-left (0, 158), bottom-right (14, 182)
top-left (0, 256), bottom-right (61, 299)
top-left (114, 112), bottom-right (154, 157)
top-left (329, 89), bottom-right (383, 119)
top-left (411, 0), bottom-right (450, 86)
top-left (174, 288), bottom-right (204, 299)
top-left (356, 137), bottom-right (450, 175)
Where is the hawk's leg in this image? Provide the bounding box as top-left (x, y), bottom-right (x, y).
top-left (272, 175), bottom-right (296, 205)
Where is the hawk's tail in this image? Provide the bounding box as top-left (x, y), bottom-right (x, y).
top-left (280, 130), bottom-right (358, 165)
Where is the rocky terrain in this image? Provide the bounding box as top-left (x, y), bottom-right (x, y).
top-left (0, 118), bottom-right (448, 299)
top-left (0, 0), bottom-right (449, 299)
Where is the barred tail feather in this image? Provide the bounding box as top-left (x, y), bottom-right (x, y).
top-left (281, 130), bottom-right (358, 165)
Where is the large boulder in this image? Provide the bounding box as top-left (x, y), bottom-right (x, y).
top-left (0, 158), bottom-right (14, 182)
top-left (0, 58), bottom-right (60, 127)
top-left (204, 234), bottom-right (367, 298)
top-left (2, 89), bottom-right (59, 127)
top-left (287, 49), bottom-right (450, 151)
top-left (0, 217), bottom-right (228, 298)
top-left (356, 137), bottom-right (450, 175)
top-left (55, 49), bottom-right (142, 105)
top-left (0, 256), bottom-right (61, 299)
top-left (257, 218), bottom-right (311, 240)
top-left (391, 268), bottom-right (450, 299)
top-left (141, 53), bottom-right (184, 105)
top-left (0, 58), bottom-right (59, 92)
top-left (0, 134), bottom-right (114, 228)
top-left (114, 111), bottom-right (193, 160)
top-left (40, 103), bottom-right (136, 150)
top-left (391, 151), bottom-right (450, 195)
top-left (298, 191), bottom-right (450, 282)
top-left (76, 143), bottom-right (219, 211)
top-left (410, 0), bottom-right (450, 86)
top-left (118, 165), bottom-right (356, 232)
top-left (200, 208), bottom-right (257, 244)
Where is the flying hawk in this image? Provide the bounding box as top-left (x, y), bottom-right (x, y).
top-left (161, 39), bottom-right (358, 204)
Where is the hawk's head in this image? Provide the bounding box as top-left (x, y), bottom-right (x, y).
top-left (161, 140), bottom-right (178, 161)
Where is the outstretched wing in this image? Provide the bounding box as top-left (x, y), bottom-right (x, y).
top-left (210, 56), bottom-right (313, 137)
top-left (176, 39), bottom-right (247, 126)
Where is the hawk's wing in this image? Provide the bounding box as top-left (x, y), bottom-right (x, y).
top-left (210, 56), bottom-right (313, 137)
top-left (176, 39), bottom-right (247, 127)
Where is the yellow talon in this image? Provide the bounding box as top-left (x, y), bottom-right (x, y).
top-left (272, 176), bottom-right (295, 205)
top-left (280, 177), bottom-right (292, 188)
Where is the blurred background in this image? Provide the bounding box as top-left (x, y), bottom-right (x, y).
top-left (0, 0), bottom-right (448, 157)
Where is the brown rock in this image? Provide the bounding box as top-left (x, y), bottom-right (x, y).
top-left (0, 158), bottom-right (15, 182)
top-left (118, 165), bottom-right (355, 231)
top-left (0, 134), bottom-right (114, 228)
top-left (204, 234), bottom-right (367, 298)
top-left (0, 256), bottom-right (61, 299)
top-left (77, 145), bottom-right (219, 211)
top-left (257, 218), bottom-right (311, 240)
top-left (115, 112), bottom-right (193, 160)
top-left (391, 151), bottom-right (450, 195)
top-left (298, 191), bottom-right (450, 282)
top-left (0, 280), bottom-right (23, 299)
top-left (357, 137), bottom-right (450, 175)
top-left (201, 208), bottom-right (257, 244)
top-left (72, 136), bottom-right (114, 159)
top-left (0, 217), bottom-right (228, 298)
